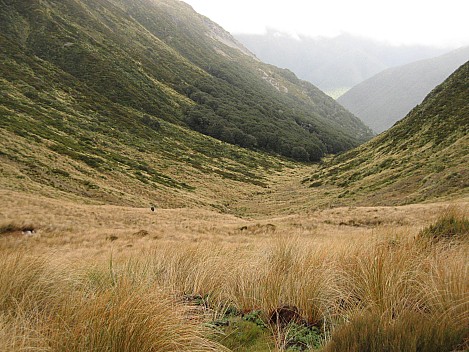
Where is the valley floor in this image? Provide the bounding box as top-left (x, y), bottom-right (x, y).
top-left (1, 169), bottom-right (468, 351)
top-left (2, 185), bottom-right (467, 252)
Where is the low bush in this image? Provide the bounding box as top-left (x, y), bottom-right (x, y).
top-left (420, 207), bottom-right (469, 241)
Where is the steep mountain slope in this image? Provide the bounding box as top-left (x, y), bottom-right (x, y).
top-left (338, 46), bottom-right (469, 133)
top-left (235, 31), bottom-right (448, 98)
top-left (0, 0), bottom-right (288, 209)
top-left (0, 0), bottom-right (372, 166)
top-left (0, 31), bottom-right (286, 208)
top-left (306, 61), bottom-right (469, 205)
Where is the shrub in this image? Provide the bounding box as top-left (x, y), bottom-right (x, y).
top-left (420, 207), bottom-right (469, 242)
top-left (284, 322), bottom-right (322, 351)
top-left (291, 146), bottom-right (310, 162)
top-left (141, 114), bottom-right (161, 131)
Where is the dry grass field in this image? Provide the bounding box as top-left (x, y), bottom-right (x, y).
top-left (1, 2), bottom-right (467, 350)
top-left (1, 178), bottom-right (468, 351)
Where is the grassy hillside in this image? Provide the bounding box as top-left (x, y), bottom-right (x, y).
top-left (305, 61), bottom-right (469, 205)
top-left (338, 46), bottom-right (469, 133)
top-left (0, 0), bottom-right (372, 168)
top-left (0, 27), bottom-right (294, 208)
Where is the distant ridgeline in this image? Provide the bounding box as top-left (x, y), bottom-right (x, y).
top-left (235, 31), bottom-right (448, 99)
top-left (0, 0), bottom-right (373, 162)
top-left (338, 46), bottom-right (469, 133)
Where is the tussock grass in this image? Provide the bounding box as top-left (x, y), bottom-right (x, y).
top-left (41, 282), bottom-right (223, 352)
top-left (327, 241), bottom-right (469, 351)
top-left (340, 242), bottom-right (421, 316)
top-left (0, 200), bottom-right (467, 351)
top-left (104, 231), bottom-right (466, 351)
top-left (227, 236), bottom-right (340, 326)
top-left (0, 251), bottom-right (227, 352)
top-left (324, 310), bottom-right (468, 352)
top-left (0, 252), bottom-right (51, 313)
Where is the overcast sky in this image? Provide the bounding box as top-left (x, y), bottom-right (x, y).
top-left (183, 0), bottom-right (469, 48)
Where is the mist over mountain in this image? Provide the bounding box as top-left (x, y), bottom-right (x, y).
top-left (235, 31), bottom-right (450, 97)
top-left (337, 46), bottom-right (469, 133)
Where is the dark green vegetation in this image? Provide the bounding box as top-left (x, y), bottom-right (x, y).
top-left (210, 308), bottom-right (322, 351)
top-left (213, 311), bottom-right (274, 352)
top-left (0, 0), bottom-right (372, 171)
top-left (338, 46), bottom-right (469, 133)
top-left (306, 61), bottom-right (469, 205)
top-left (0, 23), bottom-right (283, 208)
top-left (216, 319), bottom-right (322, 352)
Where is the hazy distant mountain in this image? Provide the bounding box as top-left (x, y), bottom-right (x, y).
top-left (306, 61), bottom-right (469, 204)
top-left (235, 31), bottom-right (449, 97)
top-left (338, 47), bottom-right (469, 133)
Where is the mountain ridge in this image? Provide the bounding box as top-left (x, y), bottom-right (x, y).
top-left (235, 31), bottom-right (449, 97)
top-left (0, 0), bottom-right (372, 163)
top-left (2, 0), bottom-right (465, 211)
top-left (338, 46), bottom-right (469, 133)
top-left (0, 0), bottom-right (291, 208)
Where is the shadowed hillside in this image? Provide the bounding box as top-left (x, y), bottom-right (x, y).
top-left (306, 61), bottom-right (469, 205)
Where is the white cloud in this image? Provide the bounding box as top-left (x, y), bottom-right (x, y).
top-left (182, 0), bottom-right (469, 47)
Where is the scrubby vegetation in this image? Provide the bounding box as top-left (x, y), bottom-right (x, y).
top-left (0, 0), bottom-right (372, 167)
top-left (419, 206), bottom-right (469, 242)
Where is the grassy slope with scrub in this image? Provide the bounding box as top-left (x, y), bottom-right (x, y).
top-left (306, 61), bottom-right (469, 205)
top-left (0, 0), bottom-right (372, 165)
top-left (0, 12), bottom-right (288, 208)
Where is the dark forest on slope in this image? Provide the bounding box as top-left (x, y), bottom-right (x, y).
top-left (0, 0), bottom-right (373, 163)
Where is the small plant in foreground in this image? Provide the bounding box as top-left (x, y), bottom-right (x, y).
top-left (243, 310), bottom-right (267, 328)
top-left (284, 322), bottom-right (322, 351)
